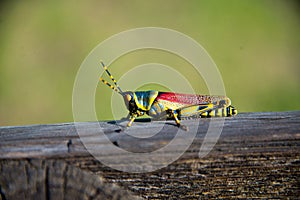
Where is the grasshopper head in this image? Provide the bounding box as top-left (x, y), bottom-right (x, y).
top-left (122, 92), bottom-right (135, 111)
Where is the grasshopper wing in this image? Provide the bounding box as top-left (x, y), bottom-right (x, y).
top-left (157, 92), bottom-right (229, 105)
top-left (157, 92), bottom-right (214, 105)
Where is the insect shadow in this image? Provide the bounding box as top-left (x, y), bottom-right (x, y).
top-left (103, 118), bottom-right (179, 152)
top-left (107, 117), bottom-right (151, 126)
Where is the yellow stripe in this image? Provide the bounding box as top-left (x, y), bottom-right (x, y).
top-left (216, 109), bottom-right (222, 117)
top-left (229, 107), bottom-right (232, 116)
top-left (201, 112), bottom-right (208, 117)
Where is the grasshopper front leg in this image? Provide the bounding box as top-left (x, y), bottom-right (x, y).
top-left (127, 110), bottom-right (145, 127)
top-left (127, 116), bottom-right (136, 127)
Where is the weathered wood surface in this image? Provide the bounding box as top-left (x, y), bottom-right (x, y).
top-left (0, 159), bottom-right (142, 200)
top-left (0, 111), bottom-right (299, 199)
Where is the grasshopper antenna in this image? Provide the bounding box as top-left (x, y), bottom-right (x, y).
top-left (99, 61), bottom-right (127, 133)
top-left (100, 61), bottom-right (124, 94)
top-left (99, 77), bottom-right (122, 94)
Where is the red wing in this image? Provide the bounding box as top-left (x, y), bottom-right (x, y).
top-left (156, 92), bottom-right (227, 105)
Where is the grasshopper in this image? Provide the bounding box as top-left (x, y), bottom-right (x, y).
top-left (99, 62), bottom-right (237, 131)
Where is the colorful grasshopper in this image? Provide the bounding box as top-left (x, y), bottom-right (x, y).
top-left (99, 62), bottom-right (237, 130)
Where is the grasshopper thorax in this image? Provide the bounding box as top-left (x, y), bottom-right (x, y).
top-left (122, 91), bottom-right (159, 117)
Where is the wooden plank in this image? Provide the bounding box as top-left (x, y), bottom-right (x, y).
top-left (0, 111), bottom-right (299, 199)
top-left (0, 159), bottom-right (142, 200)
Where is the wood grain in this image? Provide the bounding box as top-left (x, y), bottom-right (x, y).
top-left (0, 111), bottom-right (299, 199)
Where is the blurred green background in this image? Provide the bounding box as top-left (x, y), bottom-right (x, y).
top-left (0, 1), bottom-right (299, 126)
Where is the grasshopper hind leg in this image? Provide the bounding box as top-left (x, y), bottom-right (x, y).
top-left (169, 110), bottom-right (188, 131)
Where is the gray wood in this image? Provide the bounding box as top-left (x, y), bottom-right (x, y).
top-left (0, 159), bottom-right (142, 200)
top-left (0, 111), bottom-right (299, 199)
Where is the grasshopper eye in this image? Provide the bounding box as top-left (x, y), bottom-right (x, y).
top-left (125, 94), bottom-right (132, 102)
